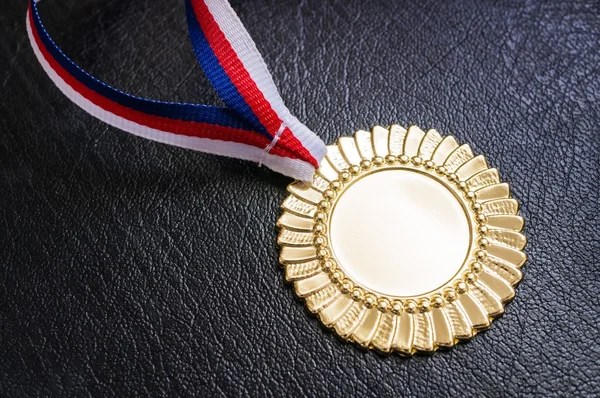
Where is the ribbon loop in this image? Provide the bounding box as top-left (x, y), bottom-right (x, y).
top-left (26, 0), bottom-right (326, 180)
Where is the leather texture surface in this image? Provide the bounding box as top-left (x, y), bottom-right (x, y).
top-left (1, 0), bottom-right (599, 396)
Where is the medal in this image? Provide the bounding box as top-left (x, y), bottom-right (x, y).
top-left (28, 0), bottom-right (526, 354)
top-left (278, 126), bottom-right (526, 353)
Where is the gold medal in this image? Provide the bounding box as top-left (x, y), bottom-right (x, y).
top-left (277, 125), bottom-right (527, 354)
top-left (29, 0), bottom-right (529, 357)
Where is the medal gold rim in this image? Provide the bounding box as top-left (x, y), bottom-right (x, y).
top-left (277, 125), bottom-right (527, 355)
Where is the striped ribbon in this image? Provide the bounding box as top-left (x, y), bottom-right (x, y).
top-left (26, 0), bottom-right (326, 181)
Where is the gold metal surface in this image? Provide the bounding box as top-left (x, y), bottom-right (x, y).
top-left (277, 125), bottom-right (527, 354)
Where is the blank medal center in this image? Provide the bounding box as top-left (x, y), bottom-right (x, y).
top-left (329, 169), bottom-right (470, 297)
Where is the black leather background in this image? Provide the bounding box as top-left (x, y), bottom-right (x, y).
top-left (1, 0), bottom-right (599, 396)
